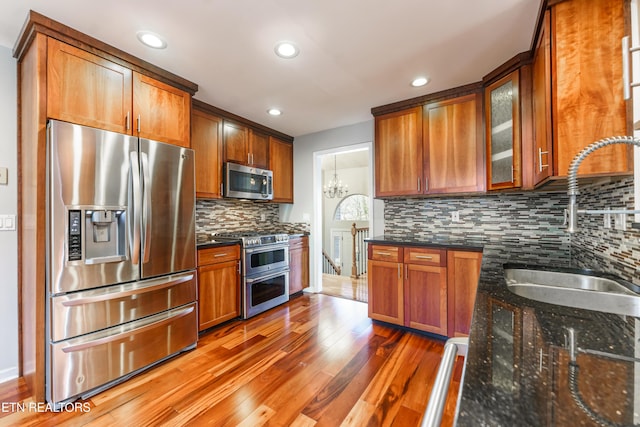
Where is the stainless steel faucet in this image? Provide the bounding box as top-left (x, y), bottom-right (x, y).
top-left (566, 136), bottom-right (640, 233)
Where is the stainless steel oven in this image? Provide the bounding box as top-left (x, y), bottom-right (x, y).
top-left (214, 232), bottom-right (290, 319)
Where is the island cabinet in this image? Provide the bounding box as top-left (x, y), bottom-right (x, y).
top-left (531, 0), bottom-right (631, 186)
top-left (288, 236), bottom-right (309, 296)
top-left (367, 243), bottom-right (482, 337)
top-left (269, 136), bottom-right (294, 203)
top-left (197, 244), bottom-right (241, 331)
top-left (47, 38), bottom-right (192, 147)
top-left (191, 107), bottom-right (224, 199)
top-left (373, 92), bottom-right (484, 197)
top-left (223, 121), bottom-right (269, 169)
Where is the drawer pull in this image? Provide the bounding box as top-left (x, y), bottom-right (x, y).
top-left (415, 255), bottom-right (433, 260)
top-left (375, 251), bottom-right (392, 256)
top-left (214, 253), bottom-right (228, 258)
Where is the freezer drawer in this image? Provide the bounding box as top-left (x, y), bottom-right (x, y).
top-left (48, 303), bottom-right (197, 405)
top-left (50, 271), bottom-right (196, 342)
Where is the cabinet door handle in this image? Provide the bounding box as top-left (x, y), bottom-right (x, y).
top-left (137, 114), bottom-right (141, 133)
top-left (415, 255), bottom-right (433, 260)
top-left (538, 148), bottom-right (549, 172)
top-left (405, 264), bottom-right (408, 280)
top-left (417, 177), bottom-right (421, 192)
top-left (511, 165), bottom-right (515, 183)
top-left (425, 177), bottom-right (429, 191)
top-left (398, 264), bottom-right (401, 279)
top-left (237, 260), bottom-right (241, 274)
top-left (126, 112), bottom-right (130, 131)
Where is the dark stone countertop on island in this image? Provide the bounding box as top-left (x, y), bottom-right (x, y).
top-left (366, 234), bottom-right (639, 426)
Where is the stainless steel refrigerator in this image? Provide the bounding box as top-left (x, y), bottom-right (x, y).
top-left (46, 120), bottom-right (197, 408)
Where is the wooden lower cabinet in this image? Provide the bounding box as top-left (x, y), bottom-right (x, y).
top-left (289, 236), bottom-right (309, 296)
top-left (197, 245), bottom-right (241, 331)
top-left (368, 244), bottom-right (482, 337)
top-left (447, 250), bottom-right (483, 337)
top-left (367, 259), bottom-right (404, 325)
top-left (404, 264), bottom-right (447, 335)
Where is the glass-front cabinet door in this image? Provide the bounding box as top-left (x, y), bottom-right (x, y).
top-left (485, 70), bottom-right (521, 190)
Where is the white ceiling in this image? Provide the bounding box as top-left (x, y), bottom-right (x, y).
top-left (0, 0), bottom-right (540, 138)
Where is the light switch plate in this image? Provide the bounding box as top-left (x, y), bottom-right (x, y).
top-left (0, 167), bottom-right (7, 185)
top-left (0, 215), bottom-right (16, 231)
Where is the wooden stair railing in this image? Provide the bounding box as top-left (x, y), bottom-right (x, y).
top-left (351, 222), bottom-right (369, 279)
top-left (322, 249), bottom-right (341, 275)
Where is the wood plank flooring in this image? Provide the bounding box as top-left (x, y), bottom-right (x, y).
top-left (320, 273), bottom-right (368, 302)
top-left (0, 294), bottom-right (463, 426)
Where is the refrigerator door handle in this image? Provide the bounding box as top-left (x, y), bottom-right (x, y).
top-left (60, 273), bottom-right (195, 306)
top-left (140, 152), bottom-right (152, 263)
top-left (129, 151), bottom-right (142, 264)
top-left (61, 305), bottom-right (195, 353)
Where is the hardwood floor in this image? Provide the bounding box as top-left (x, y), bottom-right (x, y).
top-left (0, 294), bottom-right (463, 426)
top-left (320, 273), bottom-right (368, 302)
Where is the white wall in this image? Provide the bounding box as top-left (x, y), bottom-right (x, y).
top-left (0, 45), bottom-right (19, 382)
top-left (280, 120), bottom-right (383, 291)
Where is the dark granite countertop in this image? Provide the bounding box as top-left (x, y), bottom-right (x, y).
top-left (366, 235), bottom-right (483, 252)
top-left (366, 235), bottom-right (639, 426)
top-left (196, 234), bottom-right (241, 249)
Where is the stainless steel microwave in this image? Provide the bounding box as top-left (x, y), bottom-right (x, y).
top-left (224, 162), bottom-right (274, 200)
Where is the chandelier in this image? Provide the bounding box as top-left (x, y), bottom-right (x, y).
top-left (324, 155), bottom-right (349, 199)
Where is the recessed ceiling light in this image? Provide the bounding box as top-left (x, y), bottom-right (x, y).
top-left (267, 108), bottom-right (282, 116)
top-left (137, 31), bottom-right (167, 49)
top-left (274, 41), bottom-right (299, 59)
top-left (411, 77), bottom-right (429, 87)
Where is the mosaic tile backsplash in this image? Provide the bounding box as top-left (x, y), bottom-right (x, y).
top-left (383, 177), bottom-right (640, 284)
top-left (570, 177), bottom-right (640, 283)
top-left (383, 191), bottom-right (572, 275)
top-left (196, 199), bottom-right (309, 236)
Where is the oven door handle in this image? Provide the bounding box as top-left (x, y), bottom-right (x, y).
top-left (245, 269), bottom-right (289, 284)
top-left (244, 245), bottom-right (288, 255)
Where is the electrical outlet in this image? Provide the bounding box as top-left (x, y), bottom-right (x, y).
top-left (614, 213), bottom-right (627, 231)
top-left (603, 212), bottom-right (611, 229)
top-left (260, 213), bottom-right (266, 221)
top-left (451, 211), bottom-right (460, 222)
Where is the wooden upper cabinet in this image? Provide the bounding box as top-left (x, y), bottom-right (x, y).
top-left (47, 38), bottom-right (132, 134)
top-left (485, 71), bottom-right (522, 190)
top-left (192, 108), bottom-right (223, 199)
top-left (269, 136), bottom-right (294, 203)
top-left (133, 72), bottom-right (191, 147)
top-left (223, 122), bottom-right (270, 168)
top-left (223, 121), bottom-right (250, 165)
top-left (424, 93), bottom-right (485, 194)
top-left (249, 130), bottom-right (269, 169)
top-left (374, 107), bottom-right (423, 197)
top-left (532, 9), bottom-right (553, 186)
top-left (551, 0), bottom-right (629, 178)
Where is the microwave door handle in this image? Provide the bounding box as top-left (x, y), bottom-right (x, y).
top-left (129, 151), bottom-right (141, 264)
top-left (140, 152), bottom-right (152, 263)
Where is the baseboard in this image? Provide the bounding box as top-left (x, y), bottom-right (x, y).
top-left (0, 366), bottom-right (19, 384)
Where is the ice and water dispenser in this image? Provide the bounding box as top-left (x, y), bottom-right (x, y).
top-left (67, 208), bottom-right (127, 264)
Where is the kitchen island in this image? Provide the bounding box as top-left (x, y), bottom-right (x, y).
top-left (367, 235), bottom-right (638, 426)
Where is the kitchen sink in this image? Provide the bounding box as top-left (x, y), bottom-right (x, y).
top-left (504, 266), bottom-right (640, 317)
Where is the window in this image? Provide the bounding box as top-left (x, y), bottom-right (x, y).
top-left (334, 194), bottom-right (369, 221)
